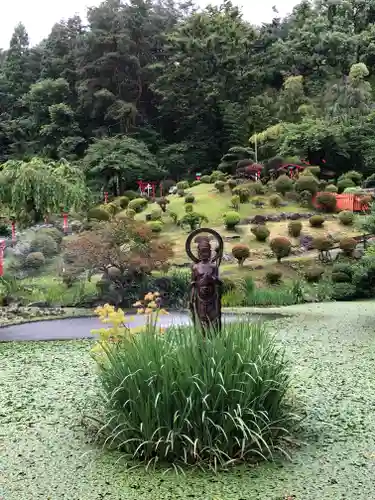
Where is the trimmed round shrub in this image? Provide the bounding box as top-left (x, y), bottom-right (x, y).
top-left (325, 184), bottom-right (338, 193)
top-left (339, 170), bottom-right (362, 185)
top-left (319, 180), bottom-right (328, 190)
top-left (227, 179), bottom-right (237, 191)
top-left (232, 187), bottom-right (250, 203)
top-left (177, 189), bottom-right (185, 197)
top-left (299, 189), bottom-right (313, 207)
top-left (269, 194), bottom-right (283, 208)
top-left (252, 182), bottom-right (266, 195)
top-left (210, 170), bottom-right (226, 182)
top-left (214, 180), bottom-right (226, 193)
top-left (123, 190), bottom-right (138, 200)
top-left (157, 197), bottom-right (170, 212)
top-left (304, 266), bottom-right (324, 282)
top-left (87, 207), bottom-right (110, 221)
top-left (251, 225), bottom-right (270, 242)
top-left (232, 244), bottom-right (250, 266)
top-left (147, 221), bottom-right (163, 233)
top-left (115, 196), bottom-right (129, 209)
top-left (176, 181), bottom-right (189, 190)
top-left (25, 251), bottom-right (45, 269)
top-left (332, 263), bottom-right (354, 280)
top-left (265, 269), bottom-right (282, 284)
top-left (126, 208), bottom-right (136, 219)
top-left (316, 192), bottom-right (337, 212)
top-left (231, 195), bottom-right (240, 210)
top-left (224, 211), bottom-right (241, 230)
top-left (338, 210), bottom-right (354, 226)
top-left (332, 271), bottom-right (352, 283)
top-left (128, 198), bottom-right (148, 213)
top-left (309, 215), bottom-right (325, 228)
top-left (305, 166), bottom-right (320, 176)
top-left (169, 211), bottom-right (178, 224)
top-left (288, 221), bottom-right (302, 237)
top-left (191, 180), bottom-right (201, 187)
top-left (29, 234), bottom-right (58, 257)
top-left (295, 175), bottom-right (319, 195)
top-left (337, 177), bottom-right (355, 193)
top-left (38, 227), bottom-right (63, 244)
top-left (150, 209), bottom-right (162, 221)
top-left (332, 282), bottom-right (356, 301)
top-left (275, 175), bottom-right (294, 195)
top-left (270, 237), bottom-right (292, 262)
top-left (185, 203), bottom-right (194, 213)
top-left (200, 175), bottom-right (211, 183)
top-left (312, 236), bottom-right (333, 251)
top-left (185, 193), bottom-right (195, 204)
top-left (339, 237), bottom-right (357, 255)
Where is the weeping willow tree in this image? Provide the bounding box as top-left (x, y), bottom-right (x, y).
top-left (0, 157), bottom-right (89, 223)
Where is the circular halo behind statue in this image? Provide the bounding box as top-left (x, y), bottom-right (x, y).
top-left (185, 227), bottom-right (224, 265)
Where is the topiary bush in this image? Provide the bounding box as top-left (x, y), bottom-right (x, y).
top-left (25, 251), bottom-right (45, 269)
top-left (215, 180), bottom-right (226, 193)
top-left (288, 221), bottom-right (302, 237)
top-left (332, 282), bottom-right (356, 301)
top-left (116, 196), bottom-right (129, 209)
top-left (123, 190), bottom-right (138, 200)
top-left (128, 198), bottom-right (148, 213)
top-left (332, 263), bottom-right (354, 282)
top-left (304, 266), bottom-right (324, 282)
top-left (339, 170), bottom-right (362, 185)
top-left (180, 212), bottom-right (208, 231)
top-left (126, 208), bottom-right (136, 219)
top-left (309, 215), bottom-right (325, 228)
top-left (191, 180), bottom-right (201, 187)
top-left (150, 209), bottom-right (162, 221)
top-left (224, 211), bottom-right (241, 230)
top-left (270, 237), bottom-right (292, 262)
top-left (316, 192), bottom-right (337, 213)
top-left (185, 193), bottom-right (195, 204)
top-left (325, 184), bottom-right (338, 193)
top-left (231, 195), bottom-right (240, 210)
top-left (338, 210), bottom-right (355, 226)
top-left (232, 244), bottom-right (250, 266)
top-left (275, 175), bottom-right (294, 195)
top-left (312, 236), bottom-right (333, 251)
top-left (210, 170), bottom-right (226, 182)
top-left (92, 318), bottom-right (294, 468)
top-left (38, 227), bottom-right (63, 245)
top-left (295, 175), bottom-right (319, 195)
top-left (29, 233), bottom-right (59, 257)
top-left (147, 221), bottom-right (163, 233)
top-left (269, 194), bottom-right (283, 208)
top-left (298, 189), bottom-right (313, 207)
top-left (227, 179), bottom-right (237, 191)
top-left (87, 207), bottom-right (111, 221)
top-left (177, 189), bottom-right (185, 197)
top-left (185, 203), bottom-right (194, 213)
top-left (337, 177), bottom-right (355, 193)
top-left (339, 237), bottom-right (357, 255)
top-left (252, 182), bottom-right (266, 195)
top-left (251, 225), bottom-right (270, 242)
top-left (200, 175), bottom-right (211, 184)
top-left (157, 197), bottom-right (170, 212)
top-left (232, 187), bottom-right (250, 203)
top-left (176, 181), bottom-right (189, 190)
top-left (265, 269), bottom-right (282, 284)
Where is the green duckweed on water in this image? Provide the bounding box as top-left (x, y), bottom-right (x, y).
top-left (1, 301), bottom-right (375, 499)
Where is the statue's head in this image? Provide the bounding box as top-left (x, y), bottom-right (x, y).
top-left (197, 237), bottom-right (211, 262)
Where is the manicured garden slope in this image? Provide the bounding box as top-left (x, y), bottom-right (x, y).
top-left (2, 302), bottom-right (375, 499)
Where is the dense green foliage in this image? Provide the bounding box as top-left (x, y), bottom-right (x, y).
top-left (2, 0), bottom-right (375, 185)
top-left (93, 321), bottom-right (293, 469)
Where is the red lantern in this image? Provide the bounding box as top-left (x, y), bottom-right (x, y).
top-left (104, 191), bottom-right (108, 204)
top-left (0, 240), bottom-right (5, 276)
top-left (196, 172), bottom-right (201, 181)
top-left (11, 221), bottom-right (16, 242)
top-left (159, 182), bottom-right (163, 198)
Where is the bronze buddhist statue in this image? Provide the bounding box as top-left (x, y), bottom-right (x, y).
top-left (185, 228), bottom-right (223, 333)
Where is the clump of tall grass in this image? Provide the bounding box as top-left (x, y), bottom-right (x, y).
top-left (90, 321), bottom-right (296, 470)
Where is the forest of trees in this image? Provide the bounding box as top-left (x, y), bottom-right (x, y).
top-left (2, 0), bottom-right (375, 193)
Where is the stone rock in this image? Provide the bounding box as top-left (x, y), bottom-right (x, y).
top-left (252, 215), bottom-right (267, 225)
top-left (224, 235), bottom-right (241, 241)
top-left (27, 301), bottom-right (49, 308)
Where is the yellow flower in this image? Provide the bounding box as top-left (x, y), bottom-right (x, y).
top-left (159, 308), bottom-right (169, 315)
top-left (144, 307), bottom-right (153, 314)
top-left (144, 292), bottom-right (155, 302)
top-left (137, 308), bottom-right (145, 314)
top-left (148, 301), bottom-right (157, 309)
top-left (133, 301), bottom-right (142, 307)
